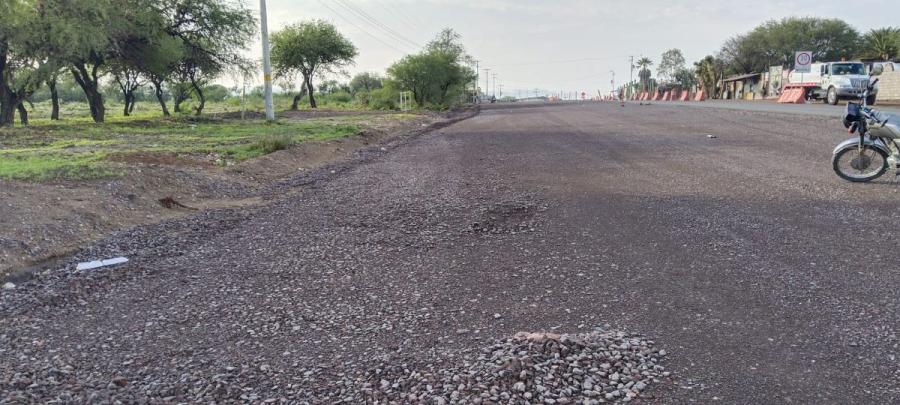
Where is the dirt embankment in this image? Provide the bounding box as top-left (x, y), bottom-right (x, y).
top-left (0, 110), bottom-right (469, 280)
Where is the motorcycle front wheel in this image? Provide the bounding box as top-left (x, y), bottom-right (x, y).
top-left (832, 145), bottom-right (887, 182)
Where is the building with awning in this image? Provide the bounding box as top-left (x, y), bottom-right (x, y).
top-left (721, 73), bottom-right (764, 100)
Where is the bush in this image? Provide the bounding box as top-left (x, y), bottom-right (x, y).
top-left (370, 87), bottom-right (399, 110)
top-left (325, 91), bottom-right (352, 104)
top-left (253, 133), bottom-right (294, 154)
top-left (354, 91), bottom-right (370, 106)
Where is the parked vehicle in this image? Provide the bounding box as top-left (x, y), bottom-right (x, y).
top-left (832, 79), bottom-right (900, 182)
top-left (788, 61), bottom-right (876, 105)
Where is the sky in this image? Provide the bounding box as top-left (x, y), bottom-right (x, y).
top-left (244, 0), bottom-right (898, 97)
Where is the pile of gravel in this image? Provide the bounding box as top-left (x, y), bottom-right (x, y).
top-left (350, 329), bottom-right (668, 404)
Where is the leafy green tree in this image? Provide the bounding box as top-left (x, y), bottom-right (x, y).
top-left (387, 28), bottom-right (475, 108)
top-left (271, 20), bottom-right (358, 109)
top-left (349, 72), bottom-right (383, 94)
top-left (860, 27), bottom-right (900, 60)
top-left (657, 49), bottom-right (685, 85)
top-left (694, 55), bottom-right (725, 98)
top-left (720, 17), bottom-right (860, 74)
top-left (0, 0), bottom-right (59, 125)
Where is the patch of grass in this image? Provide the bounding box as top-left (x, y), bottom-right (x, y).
top-left (0, 152), bottom-right (116, 181)
top-left (0, 117), bottom-right (363, 181)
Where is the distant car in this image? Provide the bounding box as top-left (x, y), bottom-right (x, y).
top-left (788, 61), bottom-right (876, 105)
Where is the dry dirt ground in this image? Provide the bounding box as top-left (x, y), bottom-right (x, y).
top-left (0, 111), bottom-right (440, 279)
top-left (3, 102), bottom-right (900, 403)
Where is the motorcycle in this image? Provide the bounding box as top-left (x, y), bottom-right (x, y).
top-left (832, 79), bottom-right (900, 182)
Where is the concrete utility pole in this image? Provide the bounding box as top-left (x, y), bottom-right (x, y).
top-left (610, 70), bottom-right (615, 96)
top-left (483, 68), bottom-right (491, 100)
top-left (259, 0), bottom-right (275, 121)
top-left (492, 73), bottom-right (498, 98)
top-left (474, 60), bottom-right (480, 103)
top-left (629, 56), bottom-right (635, 87)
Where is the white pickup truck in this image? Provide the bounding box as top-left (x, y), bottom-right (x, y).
top-left (788, 61), bottom-right (876, 105)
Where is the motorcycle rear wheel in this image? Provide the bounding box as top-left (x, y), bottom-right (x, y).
top-left (832, 145), bottom-right (887, 182)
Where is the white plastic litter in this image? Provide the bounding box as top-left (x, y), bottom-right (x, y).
top-left (76, 257), bottom-right (129, 271)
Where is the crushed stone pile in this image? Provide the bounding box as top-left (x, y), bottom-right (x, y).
top-left (342, 329), bottom-right (668, 404)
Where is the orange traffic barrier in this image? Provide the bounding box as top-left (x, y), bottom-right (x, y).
top-left (776, 85), bottom-right (806, 104)
top-left (662, 91), bottom-right (671, 101)
top-left (694, 90), bottom-right (705, 101)
top-left (652, 91), bottom-right (662, 101)
top-left (679, 90), bottom-right (690, 101)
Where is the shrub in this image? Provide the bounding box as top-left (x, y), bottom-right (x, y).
top-left (253, 133), bottom-right (294, 154)
top-left (370, 87), bottom-right (399, 110)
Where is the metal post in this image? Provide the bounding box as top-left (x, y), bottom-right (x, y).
top-left (474, 60), bottom-right (480, 103)
top-left (259, 0), bottom-right (275, 121)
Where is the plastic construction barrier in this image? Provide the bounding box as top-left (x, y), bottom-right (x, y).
top-left (651, 91), bottom-right (661, 101)
top-left (679, 90), bottom-right (690, 101)
top-left (661, 91), bottom-right (671, 101)
top-left (694, 90), bottom-right (706, 101)
top-left (777, 85), bottom-right (806, 104)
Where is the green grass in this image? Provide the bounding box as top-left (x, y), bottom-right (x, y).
top-left (0, 115), bottom-right (362, 181)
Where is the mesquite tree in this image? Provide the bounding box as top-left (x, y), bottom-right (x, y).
top-left (271, 20), bottom-right (358, 109)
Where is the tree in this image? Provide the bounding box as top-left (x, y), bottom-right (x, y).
top-left (0, 0), bottom-right (58, 126)
top-left (635, 57), bottom-right (653, 92)
top-left (860, 27), bottom-right (900, 61)
top-left (720, 17), bottom-right (860, 74)
top-left (387, 28), bottom-right (475, 108)
top-left (658, 49), bottom-right (685, 85)
top-left (694, 55), bottom-right (725, 99)
top-left (349, 72), bottom-right (383, 94)
top-left (271, 20), bottom-right (358, 109)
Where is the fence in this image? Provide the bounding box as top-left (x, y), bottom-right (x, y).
top-left (877, 71), bottom-right (900, 102)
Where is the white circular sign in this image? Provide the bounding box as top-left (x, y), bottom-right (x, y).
top-left (796, 52), bottom-right (811, 66)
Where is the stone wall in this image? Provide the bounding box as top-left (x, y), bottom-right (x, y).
top-left (877, 71), bottom-right (900, 101)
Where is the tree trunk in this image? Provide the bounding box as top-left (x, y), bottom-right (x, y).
top-left (0, 42), bottom-right (14, 126)
top-left (49, 79), bottom-right (60, 120)
top-left (71, 64), bottom-right (105, 123)
top-left (191, 80), bottom-right (205, 115)
top-left (16, 102), bottom-right (28, 125)
top-left (290, 86), bottom-right (307, 110)
top-left (123, 92), bottom-right (132, 116)
top-left (151, 78), bottom-right (170, 117)
top-left (0, 96), bottom-right (13, 127)
top-left (305, 76), bottom-right (317, 109)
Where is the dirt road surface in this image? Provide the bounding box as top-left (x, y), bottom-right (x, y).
top-left (3, 102), bottom-right (900, 403)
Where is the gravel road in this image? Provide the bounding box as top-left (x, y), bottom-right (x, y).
top-left (3, 102), bottom-right (900, 403)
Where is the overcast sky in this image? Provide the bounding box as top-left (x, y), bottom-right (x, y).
top-left (247, 0), bottom-right (898, 96)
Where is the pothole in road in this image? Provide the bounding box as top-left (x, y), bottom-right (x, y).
top-left (470, 201), bottom-right (543, 234)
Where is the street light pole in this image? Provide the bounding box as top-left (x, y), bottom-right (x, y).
top-left (260, 0), bottom-right (275, 121)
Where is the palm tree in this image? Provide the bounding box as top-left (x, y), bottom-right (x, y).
top-left (636, 57), bottom-right (653, 92)
top-left (862, 27), bottom-right (900, 61)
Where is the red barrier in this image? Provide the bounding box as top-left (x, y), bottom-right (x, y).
top-left (776, 85), bottom-right (806, 104)
top-left (680, 90), bottom-right (690, 101)
top-left (662, 91), bottom-right (671, 101)
top-left (694, 90), bottom-right (705, 101)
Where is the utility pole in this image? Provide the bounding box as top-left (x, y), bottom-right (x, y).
top-left (474, 60), bottom-right (480, 104)
top-left (629, 56), bottom-right (635, 97)
top-left (483, 68), bottom-right (491, 100)
top-left (259, 0), bottom-right (274, 121)
top-left (610, 70), bottom-right (615, 98)
top-left (492, 73), bottom-right (498, 98)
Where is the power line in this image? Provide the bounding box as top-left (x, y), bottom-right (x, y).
top-left (333, 0), bottom-right (421, 50)
top-left (316, 0), bottom-right (411, 55)
top-left (376, 0), bottom-right (428, 35)
top-left (486, 56), bottom-right (629, 68)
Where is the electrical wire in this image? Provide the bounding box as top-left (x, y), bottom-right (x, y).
top-left (316, 0), bottom-right (412, 55)
top-left (332, 0), bottom-right (422, 50)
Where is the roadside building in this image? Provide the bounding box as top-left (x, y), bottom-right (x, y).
top-left (721, 73), bottom-right (764, 100)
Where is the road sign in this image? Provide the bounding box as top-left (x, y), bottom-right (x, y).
top-left (794, 51), bottom-right (812, 73)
